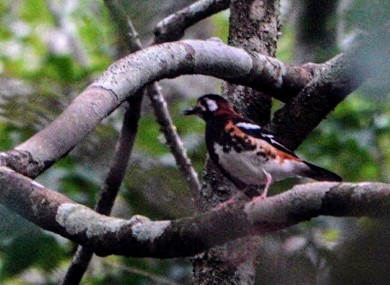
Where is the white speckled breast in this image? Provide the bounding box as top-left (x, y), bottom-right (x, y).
top-left (214, 143), bottom-right (304, 185)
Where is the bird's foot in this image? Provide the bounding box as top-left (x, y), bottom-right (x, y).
top-left (214, 193), bottom-right (242, 210)
top-left (250, 192), bottom-right (267, 204)
top-left (249, 170), bottom-right (273, 203)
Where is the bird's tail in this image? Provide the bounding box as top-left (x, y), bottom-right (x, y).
top-left (301, 161), bottom-right (342, 182)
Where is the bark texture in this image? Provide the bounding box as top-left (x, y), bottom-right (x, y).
top-left (293, 0), bottom-right (339, 63)
top-left (0, 166), bottom-right (388, 259)
top-left (154, 0), bottom-right (231, 44)
top-left (193, 1), bottom-right (280, 284)
top-left (271, 25), bottom-right (390, 149)
top-left (226, 0), bottom-right (280, 124)
top-left (0, 39), bottom-right (336, 178)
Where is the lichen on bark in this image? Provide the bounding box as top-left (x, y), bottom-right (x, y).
top-left (193, 1), bottom-right (281, 284)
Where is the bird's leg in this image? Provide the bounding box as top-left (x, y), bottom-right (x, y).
top-left (260, 169), bottom-right (272, 198)
top-left (252, 170), bottom-right (272, 201)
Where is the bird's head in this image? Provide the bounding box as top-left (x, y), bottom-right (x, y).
top-left (183, 94), bottom-right (235, 121)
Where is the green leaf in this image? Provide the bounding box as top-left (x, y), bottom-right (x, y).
top-left (1, 230), bottom-right (63, 278)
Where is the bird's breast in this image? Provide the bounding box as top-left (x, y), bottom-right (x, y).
top-left (212, 140), bottom-right (304, 185)
top-left (213, 141), bottom-right (269, 185)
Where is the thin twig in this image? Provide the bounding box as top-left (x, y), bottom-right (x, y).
top-left (106, 4), bottom-right (201, 208)
top-left (153, 0), bottom-right (231, 45)
top-left (103, 259), bottom-right (180, 285)
top-left (61, 95), bottom-right (143, 285)
top-left (62, 0), bottom-right (210, 281)
top-left (126, 20), bottom-right (202, 209)
top-left (147, 83), bottom-right (202, 208)
top-left (45, 0), bottom-right (89, 66)
top-left (62, 5), bottom-right (145, 284)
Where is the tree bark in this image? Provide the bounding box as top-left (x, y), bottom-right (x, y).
top-left (0, 166), bottom-right (388, 259)
top-left (193, 1), bottom-right (280, 284)
top-left (293, 0), bottom-right (338, 63)
top-left (0, 39), bottom-right (332, 178)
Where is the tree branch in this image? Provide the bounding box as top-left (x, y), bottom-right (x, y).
top-left (146, 83), bottom-right (202, 208)
top-left (153, 0), bottom-right (231, 44)
top-left (0, 39), bottom-right (309, 177)
top-left (45, 0), bottom-right (89, 66)
top-left (1, 27), bottom-right (385, 177)
top-left (61, 95), bottom-right (143, 285)
top-left (126, 19), bottom-right (202, 208)
top-left (62, 3), bottom-right (146, 283)
top-left (103, 259), bottom-right (179, 285)
top-left (0, 166), bottom-right (388, 259)
top-left (271, 24), bottom-right (390, 149)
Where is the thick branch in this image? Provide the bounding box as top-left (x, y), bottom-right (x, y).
top-left (153, 0), bottom-right (231, 44)
top-left (0, 39), bottom-right (313, 177)
top-left (293, 0), bottom-right (338, 63)
top-left (61, 95), bottom-right (143, 285)
top-left (271, 25), bottom-right (390, 149)
top-left (0, 166), bottom-right (388, 258)
top-left (2, 28), bottom-right (385, 177)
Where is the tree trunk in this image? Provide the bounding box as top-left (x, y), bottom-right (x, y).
top-left (293, 0), bottom-right (339, 63)
top-left (192, 0), bottom-right (280, 284)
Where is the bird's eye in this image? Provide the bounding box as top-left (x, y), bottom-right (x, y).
top-left (196, 102), bottom-right (206, 112)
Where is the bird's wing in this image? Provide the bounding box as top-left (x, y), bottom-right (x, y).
top-left (232, 118), bottom-right (298, 158)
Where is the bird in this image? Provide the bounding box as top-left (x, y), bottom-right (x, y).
top-left (184, 94), bottom-right (342, 201)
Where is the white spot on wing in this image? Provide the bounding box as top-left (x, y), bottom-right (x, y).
top-left (270, 138), bottom-right (282, 146)
top-left (269, 138), bottom-right (291, 152)
top-left (236, 122), bottom-right (261, 130)
top-left (262, 133), bottom-right (273, 138)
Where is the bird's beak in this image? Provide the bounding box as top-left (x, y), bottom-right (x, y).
top-left (183, 106), bottom-right (201, 116)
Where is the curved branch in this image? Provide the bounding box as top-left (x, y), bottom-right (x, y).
top-left (61, 95), bottom-right (143, 285)
top-left (62, 7), bottom-right (145, 284)
top-left (153, 0), bottom-right (231, 44)
top-left (271, 25), bottom-right (390, 149)
top-left (2, 27), bottom-right (386, 177)
top-left (0, 166), bottom-right (388, 258)
top-left (0, 39), bottom-right (316, 177)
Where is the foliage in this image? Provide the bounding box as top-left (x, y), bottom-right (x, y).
top-left (343, 0), bottom-right (390, 31)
